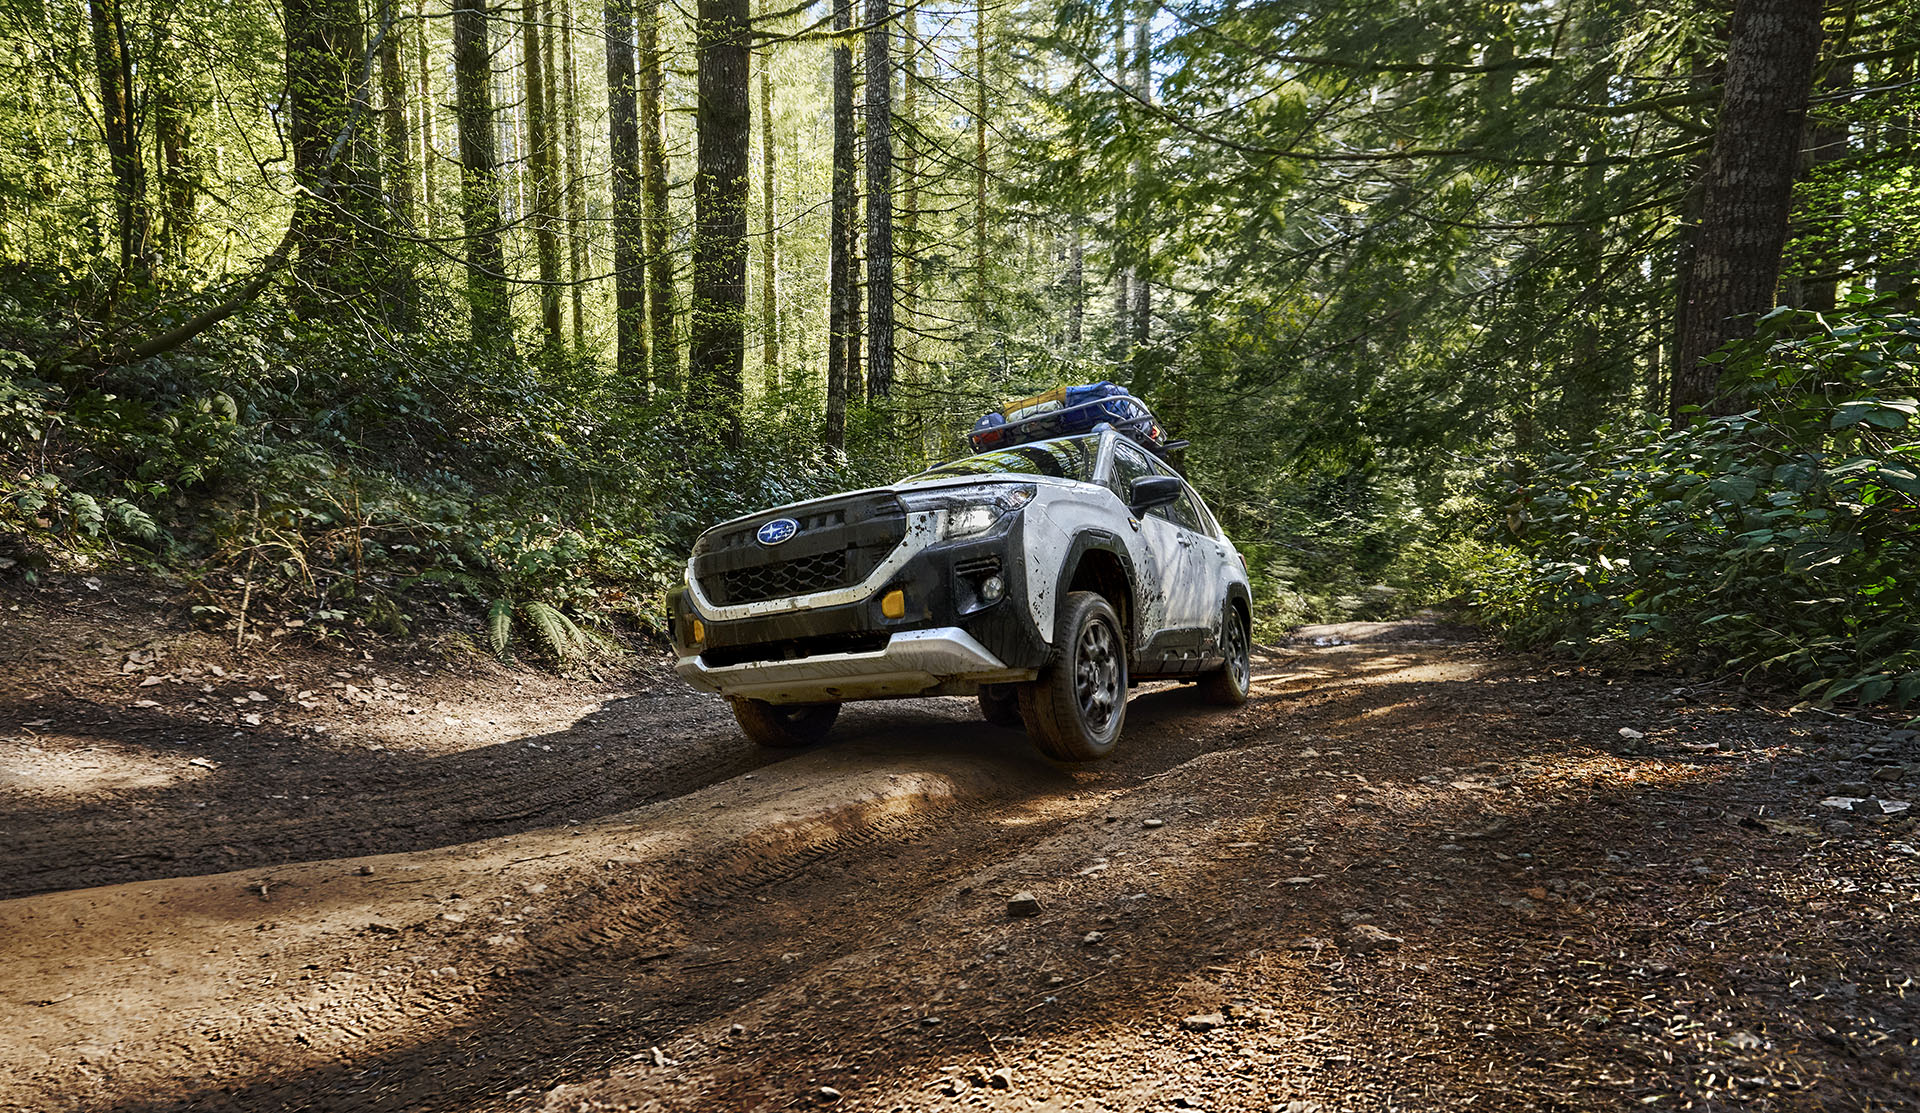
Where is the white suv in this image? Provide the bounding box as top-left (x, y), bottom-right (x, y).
top-left (666, 427), bottom-right (1253, 760)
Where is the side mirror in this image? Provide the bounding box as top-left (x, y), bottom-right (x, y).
top-left (1129, 475), bottom-right (1183, 515)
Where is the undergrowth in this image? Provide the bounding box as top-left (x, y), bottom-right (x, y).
top-left (1474, 305), bottom-right (1920, 714)
top-left (0, 285), bottom-right (905, 666)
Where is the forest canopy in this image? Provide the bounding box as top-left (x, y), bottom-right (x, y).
top-left (1, 0), bottom-right (1916, 703)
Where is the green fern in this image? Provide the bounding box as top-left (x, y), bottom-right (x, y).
top-left (67, 491), bottom-right (103, 536)
top-left (105, 498), bottom-right (161, 542)
top-left (486, 597), bottom-right (513, 658)
top-left (485, 598), bottom-right (621, 665)
top-left (522, 601), bottom-right (584, 662)
top-left (574, 625), bottom-right (622, 655)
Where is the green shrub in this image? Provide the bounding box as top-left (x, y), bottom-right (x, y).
top-left (1478, 305), bottom-right (1920, 710)
top-left (0, 278), bottom-right (940, 658)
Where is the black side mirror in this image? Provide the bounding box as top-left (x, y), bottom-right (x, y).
top-left (1129, 475), bottom-right (1183, 515)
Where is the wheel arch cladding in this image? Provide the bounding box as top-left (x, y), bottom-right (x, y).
top-left (1058, 538), bottom-right (1136, 649)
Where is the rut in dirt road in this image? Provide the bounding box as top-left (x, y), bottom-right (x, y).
top-left (7, 622), bottom-right (1918, 1113)
top-left (0, 676), bottom-right (770, 900)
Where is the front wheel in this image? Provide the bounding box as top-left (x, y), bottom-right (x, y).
top-left (730, 698), bottom-right (841, 748)
top-left (1198, 602), bottom-right (1251, 706)
top-left (1019, 591), bottom-right (1128, 761)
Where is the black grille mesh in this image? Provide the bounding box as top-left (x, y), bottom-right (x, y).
top-left (714, 550), bottom-right (850, 605)
top-left (692, 491), bottom-right (906, 606)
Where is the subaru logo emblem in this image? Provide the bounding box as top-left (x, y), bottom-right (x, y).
top-left (756, 517), bottom-right (800, 546)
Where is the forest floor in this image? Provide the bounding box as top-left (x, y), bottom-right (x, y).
top-left (2, 574), bottom-right (1918, 1113)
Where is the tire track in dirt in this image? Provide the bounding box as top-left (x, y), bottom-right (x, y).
top-left (0, 725), bottom-right (1085, 1113)
top-left (6, 627), bottom-right (1492, 1113)
top-left (0, 687), bottom-right (770, 900)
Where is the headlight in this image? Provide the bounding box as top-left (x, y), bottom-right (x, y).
top-left (900, 484), bottom-right (1035, 540)
top-left (942, 504), bottom-right (1002, 539)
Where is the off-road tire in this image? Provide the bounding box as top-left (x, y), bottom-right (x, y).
top-left (978, 684), bottom-right (1023, 728)
top-left (1019, 591), bottom-right (1128, 761)
top-left (730, 698), bottom-right (841, 748)
top-left (1198, 602), bottom-right (1252, 706)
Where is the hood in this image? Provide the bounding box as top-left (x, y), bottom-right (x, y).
top-left (698, 474), bottom-right (1078, 538)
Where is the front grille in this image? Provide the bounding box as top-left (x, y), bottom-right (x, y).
top-left (691, 491), bottom-right (908, 606)
top-left (716, 550), bottom-right (849, 606)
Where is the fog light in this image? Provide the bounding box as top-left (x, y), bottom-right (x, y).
top-left (691, 618), bottom-right (706, 644)
top-left (881, 590), bottom-right (906, 619)
top-left (980, 574), bottom-right (1006, 602)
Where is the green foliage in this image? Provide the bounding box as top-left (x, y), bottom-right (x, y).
top-left (486, 597), bottom-right (513, 657)
top-left (0, 273), bottom-right (930, 659)
top-left (1479, 307), bottom-right (1920, 709)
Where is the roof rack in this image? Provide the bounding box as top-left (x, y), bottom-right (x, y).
top-left (968, 388), bottom-right (1188, 463)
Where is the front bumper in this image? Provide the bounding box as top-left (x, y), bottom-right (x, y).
top-left (667, 514), bottom-right (1050, 704)
top-left (673, 627), bottom-right (1032, 704)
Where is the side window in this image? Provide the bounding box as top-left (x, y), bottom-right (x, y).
top-left (1186, 489), bottom-right (1223, 539)
top-left (1106, 441), bottom-right (1159, 506)
top-left (1110, 440), bottom-right (1210, 533)
top-left (1161, 487), bottom-right (1204, 533)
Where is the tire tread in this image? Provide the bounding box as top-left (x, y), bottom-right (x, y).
top-left (1019, 591), bottom-right (1126, 761)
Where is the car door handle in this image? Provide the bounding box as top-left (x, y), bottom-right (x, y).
top-left (1178, 536), bottom-right (1195, 548)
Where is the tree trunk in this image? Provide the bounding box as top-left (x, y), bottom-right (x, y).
top-left (973, 0), bottom-right (988, 316)
top-left (1779, 0), bottom-right (1850, 313)
top-left (287, 0), bottom-right (383, 306)
top-left (607, 0), bottom-right (646, 383)
top-left (1672, 0), bottom-right (1824, 417)
top-left (1799, 55), bottom-right (1849, 312)
top-left (1667, 46), bottom-right (1716, 408)
top-left (1128, 1), bottom-right (1152, 363)
top-left (415, 0), bottom-right (437, 237)
top-left (849, 230), bottom-right (862, 398)
top-left (88, 0), bottom-right (148, 275)
top-left (375, 0), bottom-right (419, 321)
top-left (639, 0), bottom-right (677, 388)
top-left (863, 0), bottom-right (893, 399)
top-left (453, 0), bottom-right (514, 347)
top-left (561, 0), bottom-right (589, 347)
top-left (1866, 44), bottom-right (1916, 306)
top-left (900, 4), bottom-right (919, 376)
top-left (824, 0), bottom-right (855, 449)
top-left (152, 10), bottom-right (194, 266)
top-left (1067, 226), bottom-right (1084, 346)
top-left (500, 32), bottom-right (524, 228)
top-left (690, 0), bottom-right (750, 440)
top-left (1109, 6), bottom-right (1127, 354)
top-left (759, 25), bottom-right (780, 388)
top-left (524, 0), bottom-right (564, 349)
top-left (378, 0), bottom-right (416, 229)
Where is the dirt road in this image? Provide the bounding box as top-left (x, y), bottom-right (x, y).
top-left (3, 587), bottom-right (1917, 1112)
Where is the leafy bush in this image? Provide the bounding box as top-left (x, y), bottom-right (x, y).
top-left (0, 280), bottom-right (916, 659)
top-left (1479, 306), bottom-right (1920, 710)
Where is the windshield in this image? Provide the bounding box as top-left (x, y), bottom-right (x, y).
top-left (907, 436), bottom-right (1100, 484)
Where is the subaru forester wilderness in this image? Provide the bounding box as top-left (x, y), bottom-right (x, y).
top-left (666, 394), bottom-right (1252, 761)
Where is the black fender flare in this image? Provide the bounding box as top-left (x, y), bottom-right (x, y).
top-left (1051, 530), bottom-right (1142, 649)
top-left (1209, 580), bottom-right (1253, 658)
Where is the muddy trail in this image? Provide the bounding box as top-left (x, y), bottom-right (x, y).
top-left (3, 585), bottom-right (1918, 1112)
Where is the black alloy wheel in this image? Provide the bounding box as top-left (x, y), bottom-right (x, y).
top-left (1020, 591), bottom-right (1128, 761)
top-left (1198, 602), bottom-right (1251, 706)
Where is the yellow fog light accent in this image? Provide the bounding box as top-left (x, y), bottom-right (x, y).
top-left (691, 618), bottom-right (706, 643)
top-left (881, 590), bottom-right (906, 619)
